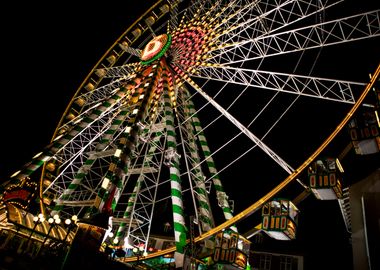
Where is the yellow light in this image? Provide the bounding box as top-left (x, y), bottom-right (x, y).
top-left (335, 158), bottom-right (344, 173)
top-left (375, 111), bottom-right (380, 127)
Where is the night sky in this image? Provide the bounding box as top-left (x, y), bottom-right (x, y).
top-left (0, 2), bottom-right (153, 180)
top-left (1, 1), bottom-right (379, 270)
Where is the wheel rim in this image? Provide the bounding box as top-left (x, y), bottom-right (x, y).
top-left (5, 0), bottom-right (379, 264)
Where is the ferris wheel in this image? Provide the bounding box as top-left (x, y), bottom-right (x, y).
top-left (3, 0), bottom-right (379, 267)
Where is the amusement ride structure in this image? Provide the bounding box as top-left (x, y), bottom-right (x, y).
top-left (1, 0), bottom-right (379, 269)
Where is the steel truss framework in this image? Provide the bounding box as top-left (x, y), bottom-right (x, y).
top-left (3, 0), bottom-right (379, 266)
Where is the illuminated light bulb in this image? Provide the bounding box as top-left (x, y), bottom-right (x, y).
top-left (10, 170), bottom-right (20, 178)
top-left (101, 177), bottom-right (110, 189)
top-left (114, 149), bottom-right (122, 157)
top-left (33, 152), bottom-right (43, 158)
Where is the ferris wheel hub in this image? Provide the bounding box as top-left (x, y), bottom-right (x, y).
top-left (140, 34), bottom-right (172, 65)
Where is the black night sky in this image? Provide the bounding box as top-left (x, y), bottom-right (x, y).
top-left (0, 1), bottom-right (379, 270)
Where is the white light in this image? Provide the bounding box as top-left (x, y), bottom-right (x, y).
top-left (109, 232), bottom-right (114, 238)
top-left (53, 134), bottom-right (63, 141)
top-left (132, 109), bottom-right (138, 115)
top-left (110, 88), bottom-right (119, 94)
top-left (65, 219), bottom-right (71, 225)
top-left (38, 213), bottom-right (44, 219)
top-left (73, 117), bottom-right (83, 125)
top-left (125, 126), bottom-right (131, 133)
top-left (114, 149), bottom-right (122, 157)
top-left (41, 156), bottom-right (50, 162)
top-left (123, 237), bottom-right (134, 249)
top-left (72, 215), bottom-right (78, 222)
top-left (48, 217), bottom-right (54, 224)
top-left (144, 83), bottom-right (150, 87)
top-left (139, 246), bottom-right (144, 252)
top-left (133, 247), bottom-right (138, 253)
top-left (10, 170), bottom-right (21, 178)
top-left (33, 152), bottom-right (43, 158)
top-left (101, 177), bottom-right (110, 189)
top-left (55, 218), bottom-right (61, 224)
top-left (33, 216), bottom-right (39, 222)
top-left (113, 238), bottom-right (119, 244)
top-left (53, 214), bottom-right (60, 220)
top-left (139, 94), bottom-right (144, 100)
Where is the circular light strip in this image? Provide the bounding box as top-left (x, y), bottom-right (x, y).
top-left (141, 34), bottom-right (172, 65)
